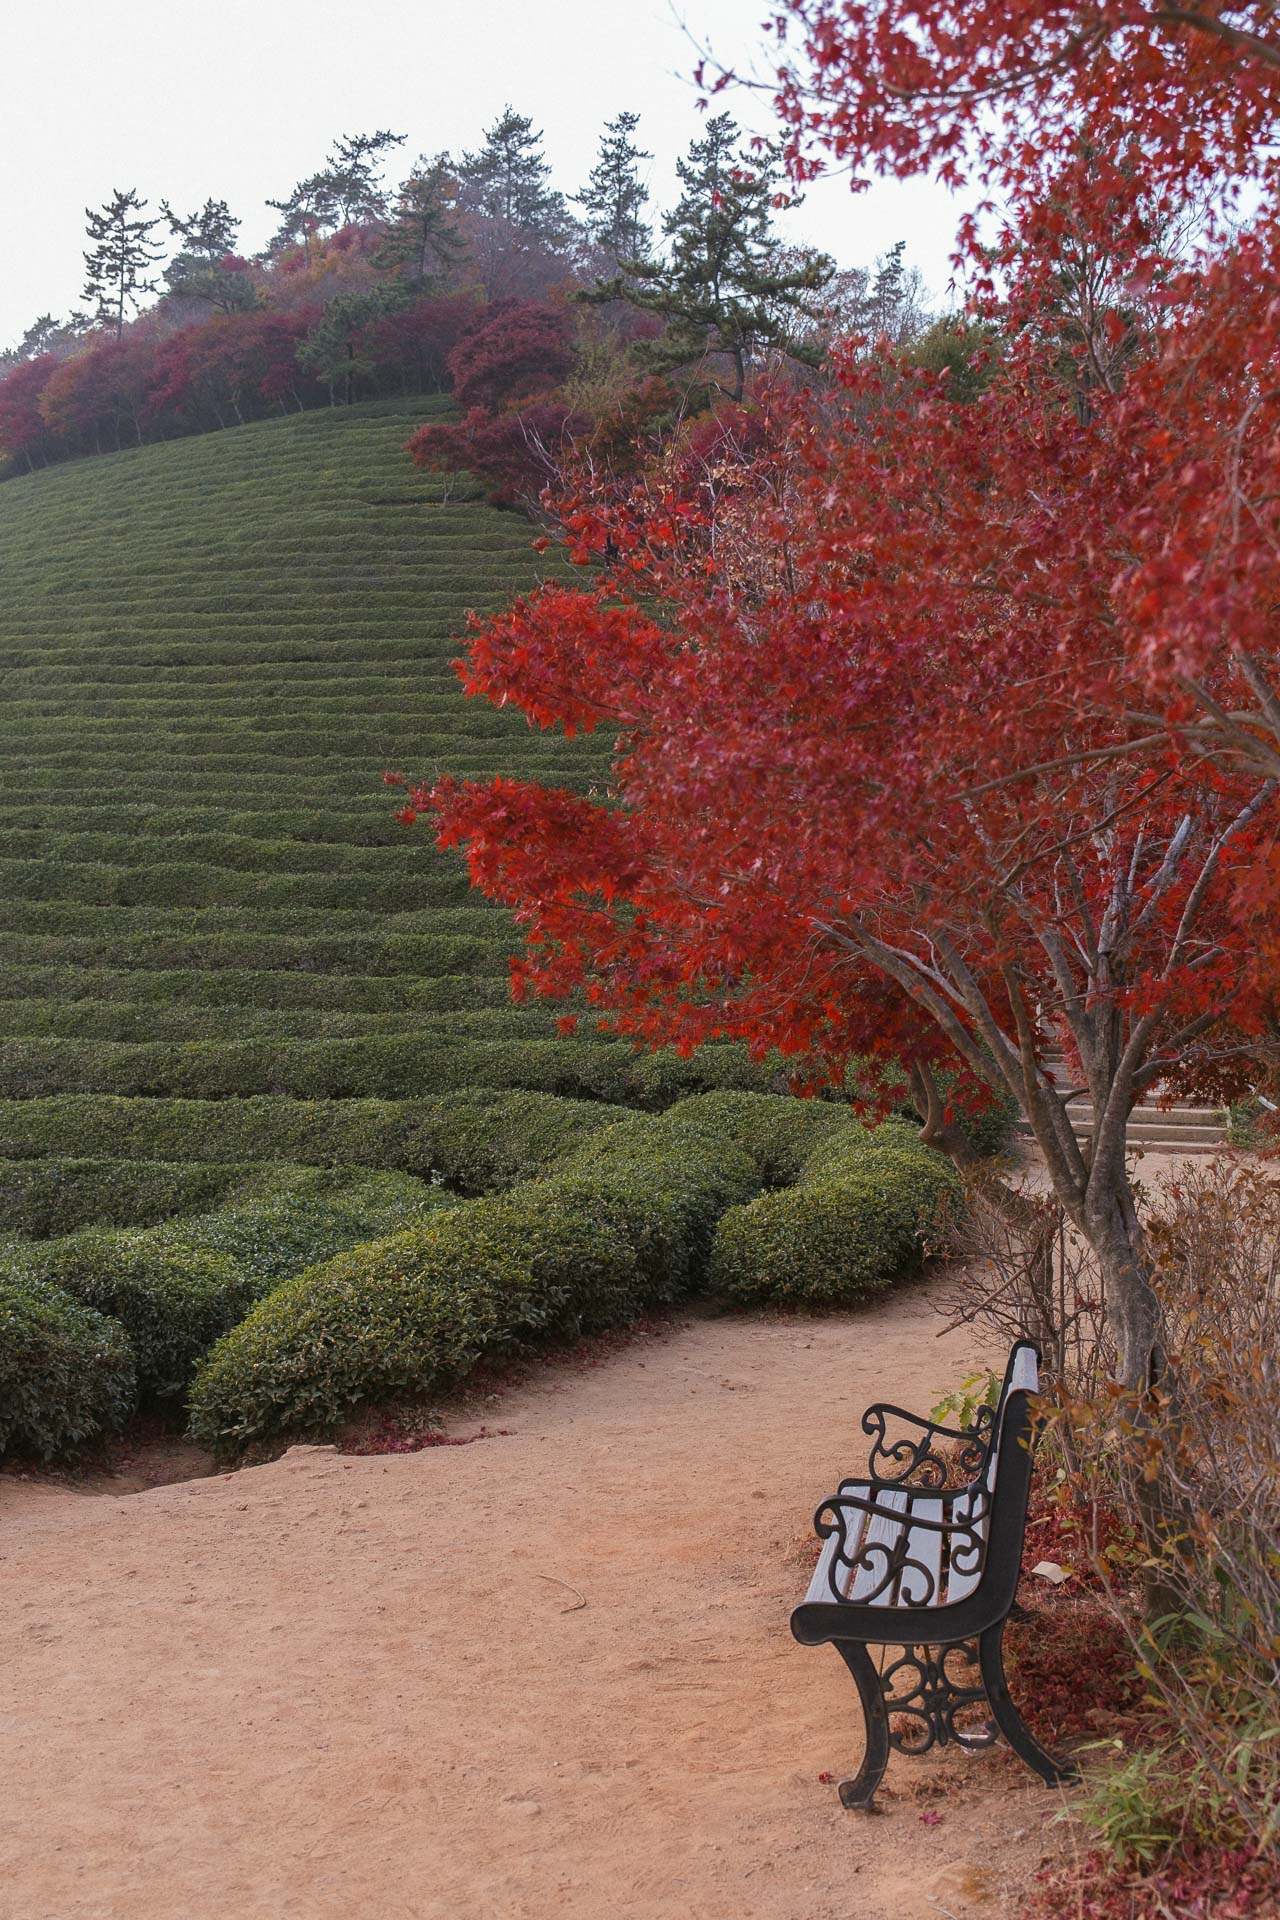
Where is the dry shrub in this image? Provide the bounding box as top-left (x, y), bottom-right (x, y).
top-left (946, 1159), bottom-right (1280, 1888)
top-left (941, 1171), bottom-right (1113, 1400)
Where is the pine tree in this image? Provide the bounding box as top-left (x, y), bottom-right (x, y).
top-left (297, 285), bottom-right (406, 405)
top-left (374, 155), bottom-right (463, 288)
top-left (266, 173), bottom-right (336, 261)
top-left (325, 130), bottom-right (405, 224)
top-left (856, 240), bottom-right (929, 343)
top-left (0, 314), bottom-right (74, 369)
top-left (576, 111), bottom-right (651, 266)
top-left (267, 131), bottom-right (404, 260)
top-left (456, 107), bottom-right (573, 246)
top-left (82, 189), bottom-right (164, 340)
top-left (584, 114), bottom-right (832, 402)
top-left (161, 199), bottom-right (253, 312)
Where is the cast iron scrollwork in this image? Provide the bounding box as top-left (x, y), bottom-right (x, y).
top-left (814, 1488), bottom-right (991, 1606)
top-left (880, 1641), bottom-right (998, 1755)
top-left (860, 1399), bottom-right (997, 1490)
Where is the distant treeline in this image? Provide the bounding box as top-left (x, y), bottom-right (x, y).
top-left (0, 108), bottom-right (942, 486)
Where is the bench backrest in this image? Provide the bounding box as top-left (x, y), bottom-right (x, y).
top-left (983, 1341), bottom-right (1039, 1490)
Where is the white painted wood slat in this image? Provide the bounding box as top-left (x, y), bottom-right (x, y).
top-left (897, 1497), bottom-right (944, 1606)
top-left (847, 1490), bottom-right (910, 1603)
top-left (804, 1481), bottom-right (870, 1605)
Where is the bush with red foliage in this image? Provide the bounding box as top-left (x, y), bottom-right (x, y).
top-left (0, 353), bottom-right (59, 470)
top-left (358, 295), bottom-right (476, 396)
top-left (447, 300), bottom-right (575, 410)
top-left (39, 335), bottom-right (160, 454)
top-left (148, 309), bottom-right (322, 432)
top-left (407, 400), bottom-right (589, 509)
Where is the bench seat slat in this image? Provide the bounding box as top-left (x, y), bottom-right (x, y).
top-left (897, 1497), bottom-right (944, 1606)
top-left (804, 1481), bottom-right (870, 1605)
top-left (943, 1488), bottom-right (988, 1604)
top-left (847, 1490), bottom-right (910, 1603)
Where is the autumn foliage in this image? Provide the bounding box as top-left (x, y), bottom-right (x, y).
top-left (409, 4), bottom-right (1280, 1390)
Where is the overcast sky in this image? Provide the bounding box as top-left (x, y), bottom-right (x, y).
top-left (1, 0), bottom-right (968, 350)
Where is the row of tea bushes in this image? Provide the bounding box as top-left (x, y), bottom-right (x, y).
top-left (189, 1095), bottom-right (960, 1452)
top-left (0, 1092), bottom-right (629, 1193)
top-left (0, 1036), bottom-right (790, 1107)
top-left (0, 402), bottom-right (631, 1170)
top-left (711, 1125), bottom-right (959, 1306)
top-left (0, 1155), bottom-right (301, 1237)
top-left (0, 1168), bottom-right (455, 1454)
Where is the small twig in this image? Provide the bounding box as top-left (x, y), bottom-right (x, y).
top-left (535, 1573), bottom-right (587, 1613)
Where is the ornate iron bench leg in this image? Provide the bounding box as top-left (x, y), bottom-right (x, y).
top-left (978, 1621), bottom-right (1079, 1787)
top-left (833, 1641), bottom-right (890, 1810)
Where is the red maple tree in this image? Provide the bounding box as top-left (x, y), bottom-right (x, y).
top-left (400, 4), bottom-right (1280, 1388)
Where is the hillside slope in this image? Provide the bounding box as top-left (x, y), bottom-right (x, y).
top-left (0, 399), bottom-right (776, 1222)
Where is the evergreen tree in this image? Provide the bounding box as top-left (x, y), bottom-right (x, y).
top-left (297, 284), bottom-right (406, 405)
top-left (374, 155), bottom-right (463, 288)
top-left (82, 189), bottom-right (164, 339)
top-left (576, 111), bottom-right (651, 265)
top-left (584, 114), bottom-right (832, 401)
top-left (266, 172), bottom-right (336, 261)
top-left (855, 240), bottom-right (929, 343)
top-left (326, 130), bottom-right (405, 223)
top-left (0, 314), bottom-right (74, 368)
top-left (456, 107), bottom-right (573, 246)
top-left (161, 199), bottom-right (254, 312)
top-left (267, 131), bottom-right (404, 260)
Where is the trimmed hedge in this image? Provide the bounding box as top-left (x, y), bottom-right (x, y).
top-left (710, 1126), bottom-right (961, 1308)
top-left (18, 1235), bottom-right (255, 1401)
top-left (0, 1091), bottom-right (628, 1188)
top-left (0, 968), bottom-right (514, 1013)
top-left (0, 999), bottom-right (566, 1042)
top-left (150, 1170), bottom-right (454, 1289)
top-left (6, 1168), bottom-right (453, 1405)
top-left (187, 1093), bottom-right (950, 1451)
top-left (188, 1194), bottom-right (641, 1447)
top-left (0, 1033), bottom-right (794, 1105)
top-left (0, 1275), bottom-right (136, 1457)
top-left (0, 1156), bottom-right (270, 1237)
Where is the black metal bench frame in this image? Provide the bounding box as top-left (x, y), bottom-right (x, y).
top-left (791, 1340), bottom-right (1079, 1810)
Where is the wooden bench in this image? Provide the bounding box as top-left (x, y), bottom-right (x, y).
top-left (791, 1340), bottom-right (1078, 1809)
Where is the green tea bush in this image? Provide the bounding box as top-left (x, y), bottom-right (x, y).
top-left (21, 1233), bottom-right (257, 1400)
top-left (188, 1195), bottom-right (639, 1447)
top-left (0, 1156), bottom-right (268, 1236)
top-left (0, 1033), bottom-right (792, 1105)
top-left (152, 1169), bottom-right (454, 1289)
top-left (710, 1127), bottom-right (960, 1308)
top-left (1, 1168), bottom-right (454, 1413)
top-left (187, 1093), bottom-right (950, 1451)
top-left (0, 1274), bottom-right (136, 1456)
top-left (0, 1091), bottom-right (626, 1185)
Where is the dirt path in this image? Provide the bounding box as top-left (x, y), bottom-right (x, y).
top-left (0, 1282), bottom-right (1063, 1920)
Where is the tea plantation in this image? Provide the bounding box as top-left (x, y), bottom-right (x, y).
top-left (0, 398), bottom-right (972, 1459)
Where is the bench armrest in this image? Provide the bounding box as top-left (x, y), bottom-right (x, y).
top-left (813, 1485), bottom-right (990, 1605)
top-left (860, 1399), bottom-right (997, 1490)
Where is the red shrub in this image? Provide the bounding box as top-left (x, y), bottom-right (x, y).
top-left (447, 300), bottom-right (575, 410)
top-left (408, 401), bottom-right (589, 508)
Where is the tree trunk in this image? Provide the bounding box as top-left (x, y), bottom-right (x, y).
top-left (1081, 1177), bottom-right (1161, 1390)
top-left (729, 346), bottom-right (745, 403)
top-left (910, 1059), bottom-right (984, 1170)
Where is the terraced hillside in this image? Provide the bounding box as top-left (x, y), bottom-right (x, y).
top-left (0, 400), bottom-right (987, 1461)
top-left (0, 397), bottom-right (787, 1223)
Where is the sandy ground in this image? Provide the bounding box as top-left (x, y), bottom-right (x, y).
top-left (0, 1281), bottom-right (1069, 1920)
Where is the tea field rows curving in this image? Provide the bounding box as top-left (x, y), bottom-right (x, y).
top-left (0, 397), bottom-right (786, 1228)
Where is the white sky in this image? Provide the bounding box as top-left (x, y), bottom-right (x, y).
top-left (1, 0), bottom-right (968, 350)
